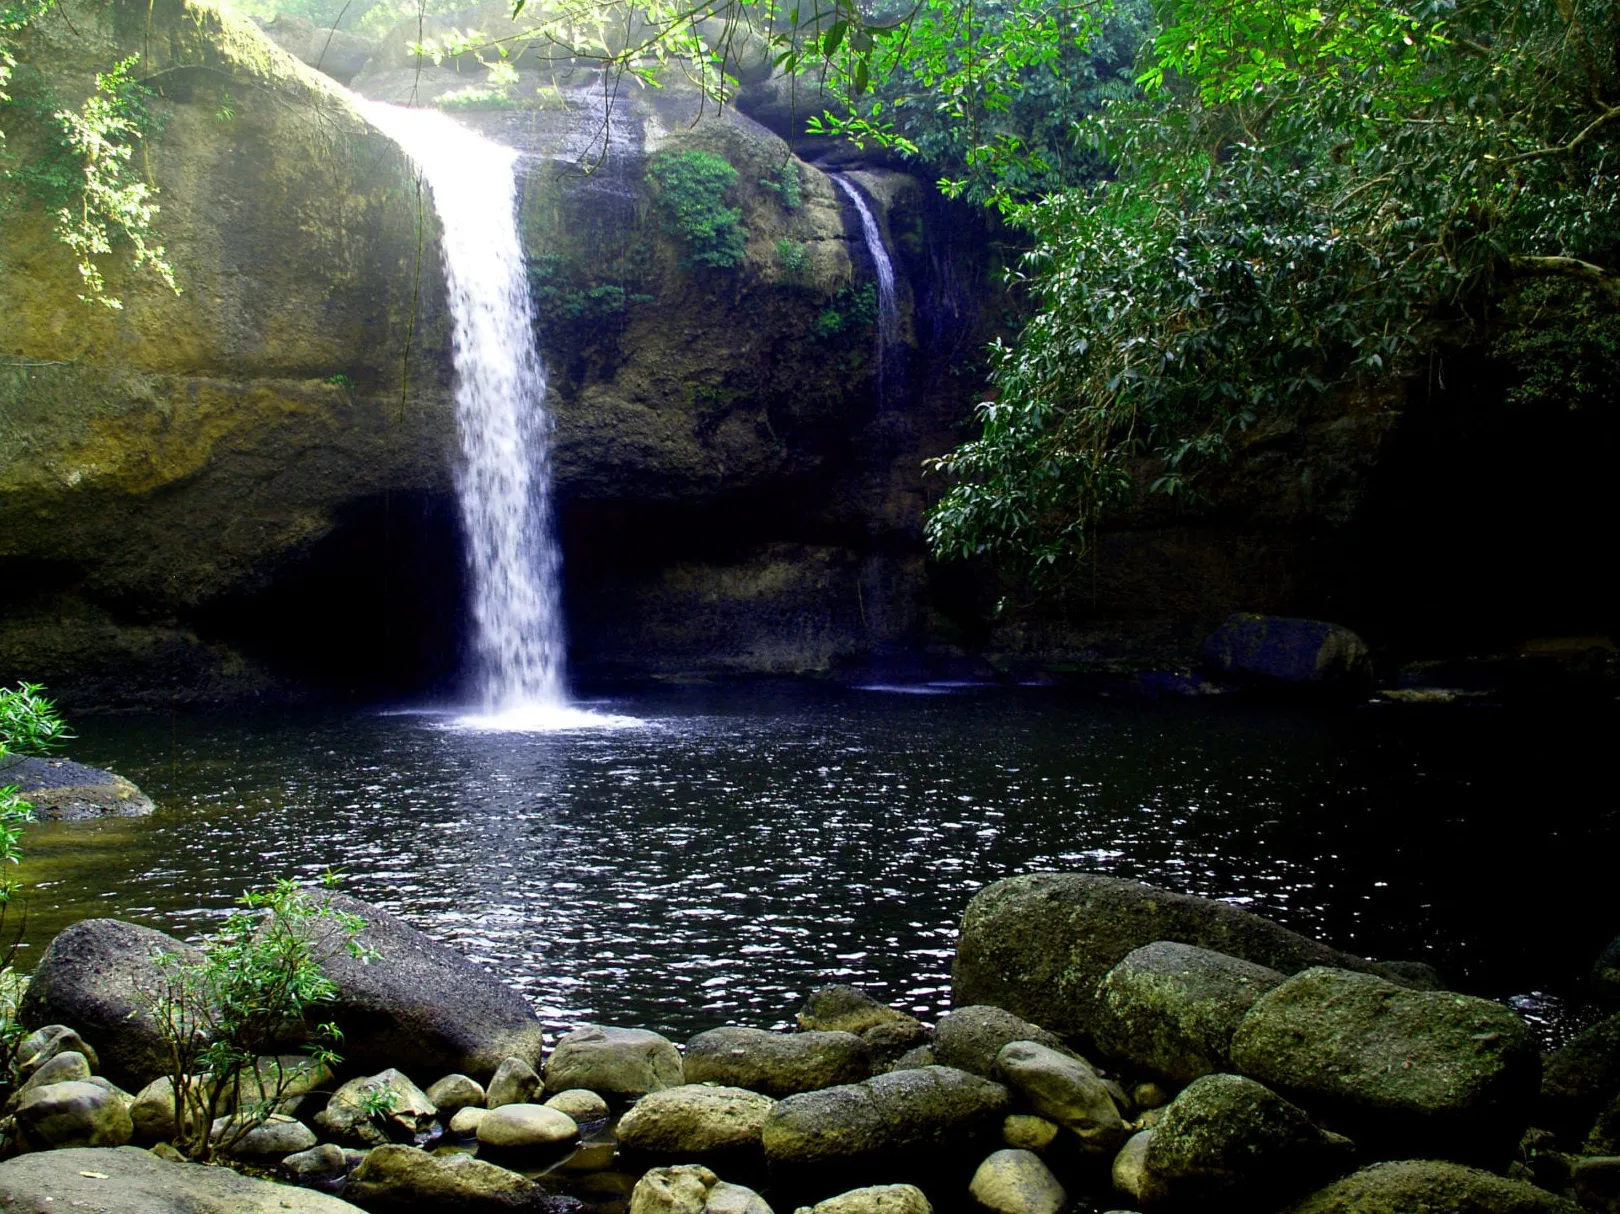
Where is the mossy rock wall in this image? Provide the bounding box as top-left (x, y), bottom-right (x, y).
top-left (0, 0), bottom-right (959, 703)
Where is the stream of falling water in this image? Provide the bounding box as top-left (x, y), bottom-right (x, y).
top-left (356, 101), bottom-right (633, 731)
top-left (831, 175), bottom-right (899, 392)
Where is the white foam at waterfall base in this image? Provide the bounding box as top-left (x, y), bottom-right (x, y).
top-left (356, 99), bottom-right (637, 732)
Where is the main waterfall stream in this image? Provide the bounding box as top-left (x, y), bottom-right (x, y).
top-left (358, 102), bottom-right (624, 730)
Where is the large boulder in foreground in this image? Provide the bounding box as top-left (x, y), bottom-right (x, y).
top-left (763, 1065), bottom-right (1009, 1194)
top-left (685, 1027), bottom-right (873, 1097)
top-left (1230, 967), bottom-right (1539, 1157)
top-left (1093, 941), bottom-right (1287, 1082)
top-left (1116, 1073), bottom-right (1353, 1208)
top-left (17, 919), bottom-right (199, 1090)
top-left (306, 891), bottom-right (545, 1082)
top-left (0, 1145), bottom-right (363, 1212)
top-left (952, 873), bottom-right (1386, 1041)
top-left (1200, 614), bottom-right (1370, 687)
top-left (1282, 1159), bottom-right (1583, 1214)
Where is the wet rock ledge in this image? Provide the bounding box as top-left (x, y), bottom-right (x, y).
top-left (1, 871), bottom-right (1614, 1214)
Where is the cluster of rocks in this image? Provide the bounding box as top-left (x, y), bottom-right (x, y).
top-left (0, 872), bottom-right (1615, 1214)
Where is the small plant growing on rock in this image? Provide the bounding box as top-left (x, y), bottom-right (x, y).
top-left (761, 162), bottom-right (802, 212)
top-left (775, 238), bottom-right (807, 275)
top-left (646, 149), bottom-right (748, 269)
top-left (146, 877), bottom-right (370, 1161)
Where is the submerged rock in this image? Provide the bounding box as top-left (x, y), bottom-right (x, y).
top-left (1282, 1159), bottom-right (1582, 1213)
top-left (545, 1025), bottom-right (685, 1100)
top-left (797, 986), bottom-right (916, 1035)
top-left (953, 873), bottom-right (1401, 1041)
top-left (1230, 967), bottom-right (1539, 1156)
top-left (617, 1083), bottom-right (776, 1157)
top-left (17, 919), bottom-right (199, 1091)
top-left (685, 1027), bottom-right (873, 1096)
top-left (0, 755), bottom-right (154, 819)
top-left (1093, 941), bottom-right (1286, 1083)
top-left (0, 1144), bottom-right (364, 1212)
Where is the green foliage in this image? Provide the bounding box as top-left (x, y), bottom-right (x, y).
top-left (1, 33), bottom-right (179, 309)
top-left (0, 681), bottom-right (71, 759)
top-left (646, 149), bottom-right (747, 269)
top-left (811, 281), bottom-right (877, 340)
top-left (325, 372), bottom-right (356, 391)
top-left (811, 0), bottom-right (1150, 210)
top-left (1492, 281), bottom-right (1620, 414)
top-left (761, 162), bottom-right (802, 211)
top-left (0, 682), bottom-right (64, 1048)
top-left (774, 237), bottom-right (805, 274)
top-left (526, 254), bottom-right (647, 331)
top-left (147, 878), bottom-right (368, 1161)
top-left (925, 0), bottom-right (1620, 585)
top-left (358, 1084), bottom-right (398, 1120)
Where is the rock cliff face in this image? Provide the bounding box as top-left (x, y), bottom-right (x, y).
top-left (0, 0), bottom-right (976, 703)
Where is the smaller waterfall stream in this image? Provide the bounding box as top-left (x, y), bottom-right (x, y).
top-left (358, 100), bottom-right (631, 730)
top-left (831, 175), bottom-right (900, 392)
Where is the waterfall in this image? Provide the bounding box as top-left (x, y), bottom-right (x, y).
top-left (358, 100), bottom-right (583, 726)
top-left (831, 175), bottom-right (899, 389)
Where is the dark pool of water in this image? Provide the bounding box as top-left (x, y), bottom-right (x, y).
top-left (14, 685), bottom-right (1616, 1044)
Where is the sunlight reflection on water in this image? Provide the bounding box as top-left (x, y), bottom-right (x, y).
top-left (17, 687), bottom-right (1616, 1044)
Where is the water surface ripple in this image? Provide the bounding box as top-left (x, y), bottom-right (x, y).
top-left (19, 687), bottom-right (1614, 1041)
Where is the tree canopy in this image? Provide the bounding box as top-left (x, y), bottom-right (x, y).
top-left (919, 0), bottom-right (1620, 585)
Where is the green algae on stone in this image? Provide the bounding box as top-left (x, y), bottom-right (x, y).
top-left (1230, 967), bottom-right (1539, 1157)
top-left (1093, 941), bottom-right (1286, 1082)
top-left (1282, 1159), bottom-right (1582, 1214)
top-left (952, 873), bottom-right (1384, 1041)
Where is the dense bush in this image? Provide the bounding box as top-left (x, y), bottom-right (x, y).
top-left (646, 149), bottom-right (748, 269)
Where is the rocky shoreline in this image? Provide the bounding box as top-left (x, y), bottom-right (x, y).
top-left (1, 871), bottom-right (1616, 1214)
